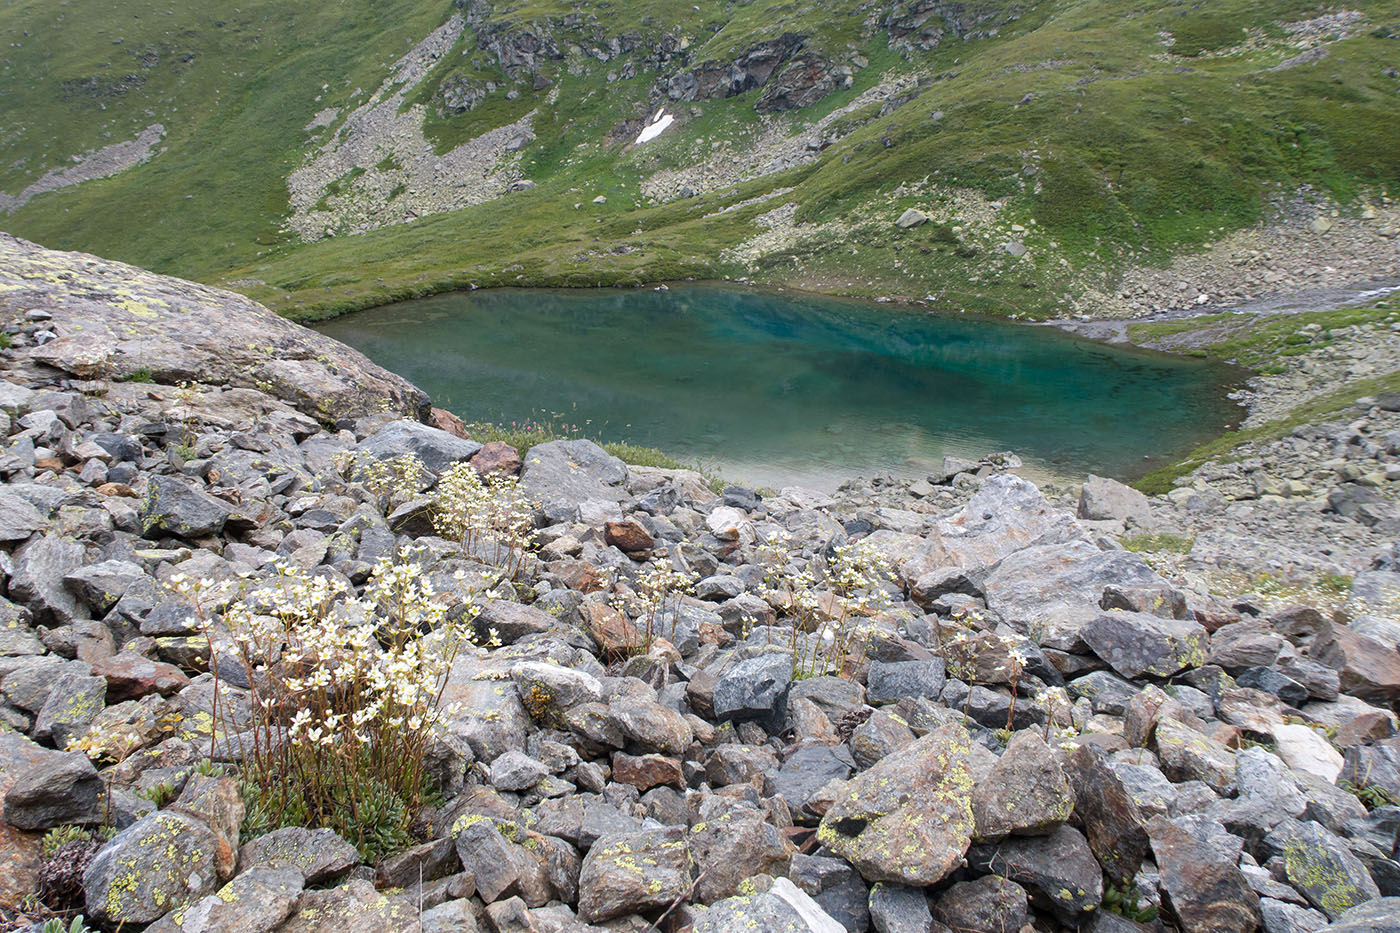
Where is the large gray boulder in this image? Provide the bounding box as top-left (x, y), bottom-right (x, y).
top-left (0, 488), bottom-right (48, 542)
top-left (1081, 610), bottom-right (1208, 679)
top-left (1078, 474), bottom-right (1152, 525)
top-left (901, 474), bottom-right (1080, 582)
top-left (2, 749), bottom-right (102, 830)
top-left (0, 233), bottom-right (428, 422)
top-left (9, 532), bottom-right (89, 625)
top-left (356, 420), bottom-right (481, 473)
top-left (521, 439), bottom-right (628, 523)
top-left (140, 476), bottom-right (232, 539)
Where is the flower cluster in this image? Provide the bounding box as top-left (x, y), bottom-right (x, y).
top-left (756, 532), bottom-right (896, 680)
top-left (195, 548), bottom-right (480, 861)
top-left (610, 557), bottom-right (696, 654)
top-left (336, 451), bottom-right (431, 512)
top-left (433, 462), bottom-right (536, 577)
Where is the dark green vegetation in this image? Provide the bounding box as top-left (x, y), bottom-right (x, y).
top-left (2, 0), bottom-right (1399, 319)
top-left (317, 284), bottom-right (1243, 487)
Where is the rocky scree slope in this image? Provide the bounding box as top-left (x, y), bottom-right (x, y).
top-left (1, 0), bottom-right (1398, 319)
top-left (0, 247), bottom-right (1399, 933)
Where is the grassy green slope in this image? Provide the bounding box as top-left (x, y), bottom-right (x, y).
top-left (2, 0), bottom-right (1398, 318)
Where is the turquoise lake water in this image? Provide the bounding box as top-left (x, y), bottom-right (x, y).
top-left (318, 285), bottom-right (1244, 490)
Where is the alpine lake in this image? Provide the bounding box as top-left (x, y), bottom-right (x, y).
top-left (317, 284), bottom-right (1245, 491)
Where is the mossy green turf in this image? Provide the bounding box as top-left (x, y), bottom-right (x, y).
top-left (2, 0), bottom-right (1399, 319)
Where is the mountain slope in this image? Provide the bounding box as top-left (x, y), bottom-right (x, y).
top-left (2, 0), bottom-right (1398, 319)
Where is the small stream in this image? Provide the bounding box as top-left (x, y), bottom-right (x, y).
top-left (318, 284), bottom-right (1246, 490)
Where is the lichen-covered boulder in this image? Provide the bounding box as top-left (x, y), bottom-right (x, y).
top-left (143, 866), bottom-right (304, 933)
top-left (816, 723), bottom-right (974, 886)
top-left (0, 233), bottom-right (428, 423)
top-left (577, 827), bottom-right (692, 922)
top-left (277, 878), bottom-right (418, 933)
top-left (84, 811), bottom-right (221, 926)
top-left (692, 877), bottom-right (845, 933)
top-left (971, 730), bottom-right (1073, 839)
top-left (236, 826), bottom-right (360, 884)
top-left (1262, 818), bottom-right (1381, 920)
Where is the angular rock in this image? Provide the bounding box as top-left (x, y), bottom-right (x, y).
top-left (1081, 610), bottom-right (1208, 679)
top-left (237, 826), bottom-right (360, 884)
top-left (489, 749), bottom-right (549, 791)
top-left (969, 824), bottom-right (1103, 924)
top-left (868, 882), bottom-right (933, 933)
top-left (1263, 818), bottom-right (1381, 920)
top-left (91, 652), bottom-right (190, 702)
top-left (932, 875), bottom-right (1029, 933)
top-left (766, 743), bottom-right (856, 812)
top-left (277, 879), bottom-right (417, 933)
top-left (141, 476), bottom-right (231, 539)
top-left (611, 751), bottom-right (682, 791)
top-left (604, 519), bottom-right (653, 552)
top-left (610, 695), bottom-right (694, 754)
top-left (1310, 622), bottom-right (1400, 704)
top-left (1154, 714), bottom-right (1237, 796)
top-left (1148, 814), bottom-right (1260, 933)
top-left (693, 876), bottom-right (845, 932)
top-left (690, 806), bottom-right (794, 902)
top-left (0, 488), bottom-right (48, 542)
top-left (577, 827), bottom-right (691, 922)
top-left (64, 559), bottom-right (151, 613)
top-left (817, 723), bottom-right (974, 886)
top-left (713, 652), bottom-right (792, 730)
top-left (1066, 744), bottom-right (1149, 884)
top-left (84, 810), bottom-right (221, 926)
top-left (357, 419), bottom-right (481, 473)
top-left (10, 533), bottom-right (88, 624)
top-left (971, 730), bottom-right (1073, 839)
top-left (788, 853), bottom-right (870, 932)
top-left (1323, 897), bottom-right (1400, 932)
top-left (32, 669), bottom-right (106, 748)
top-left (452, 816), bottom-right (545, 906)
top-left (2, 750), bottom-right (101, 830)
top-left (470, 440), bottom-right (522, 478)
top-left (170, 774), bottom-right (244, 881)
top-left (521, 440), bottom-right (627, 523)
top-left (866, 658), bottom-right (946, 704)
top-left (144, 866), bottom-right (304, 933)
top-left (1079, 474), bottom-right (1152, 525)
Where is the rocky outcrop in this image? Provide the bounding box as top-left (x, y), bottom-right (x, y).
top-left (883, 0), bottom-right (1026, 52)
top-left (667, 34), bottom-right (807, 102)
top-left (0, 234), bottom-right (428, 424)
